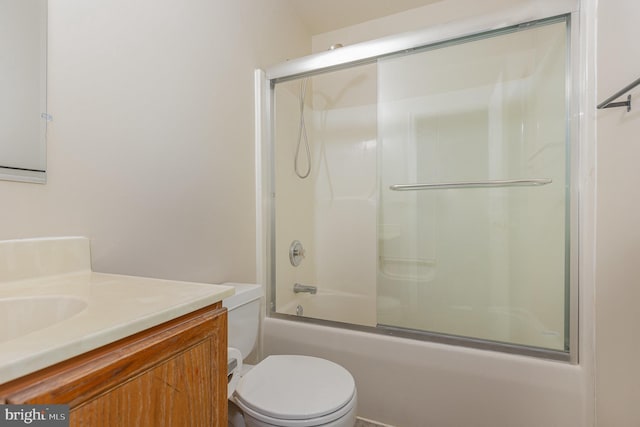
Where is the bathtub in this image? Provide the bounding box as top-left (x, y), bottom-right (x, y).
top-left (262, 316), bottom-right (589, 427)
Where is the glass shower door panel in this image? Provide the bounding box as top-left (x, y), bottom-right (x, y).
top-left (272, 65), bottom-right (379, 327)
top-left (377, 20), bottom-right (569, 351)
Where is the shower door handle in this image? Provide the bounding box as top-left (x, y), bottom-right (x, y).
top-left (389, 178), bottom-right (552, 191)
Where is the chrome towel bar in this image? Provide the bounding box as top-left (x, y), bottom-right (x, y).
top-left (597, 76), bottom-right (640, 111)
top-left (389, 178), bottom-right (552, 191)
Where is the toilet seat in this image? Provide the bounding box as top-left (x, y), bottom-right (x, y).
top-left (234, 392), bottom-right (357, 427)
top-left (232, 355), bottom-right (357, 426)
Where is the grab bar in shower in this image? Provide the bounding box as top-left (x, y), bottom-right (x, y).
top-left (389, 178), bottom-right (552, 191)
top-left (597, 76), bottom-right (640, 111)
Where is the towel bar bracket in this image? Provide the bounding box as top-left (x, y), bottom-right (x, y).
top-left (599, 94), bottom-right (631, 112)
top-left (598, 75), bottom-right (640, 111)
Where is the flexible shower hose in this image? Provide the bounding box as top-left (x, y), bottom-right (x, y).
top-left (294, 78), bottom-right (311, 179)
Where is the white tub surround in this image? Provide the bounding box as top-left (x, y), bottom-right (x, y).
top-left (0, 237), bottom-right (234, 384)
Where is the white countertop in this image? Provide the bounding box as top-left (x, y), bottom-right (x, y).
top-left (0, 270), bottom-right (234, 384)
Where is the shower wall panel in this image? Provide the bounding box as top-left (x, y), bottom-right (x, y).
top-left (312, 66), bottom-right (377, 320)
top-left (274, 66), bottom-right (378, 326)
top-left (273, 81), bottom-right (317, 312)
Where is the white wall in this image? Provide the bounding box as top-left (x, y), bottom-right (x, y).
top-left (0, 0), bottom-right (310, 284)
top-left (312, 0), bottom-right (543, 52)
top-left (595, 0), bottom-right (640, 425)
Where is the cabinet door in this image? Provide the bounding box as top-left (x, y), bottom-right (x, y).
top-left (0, 304), bottom-right (228, 427)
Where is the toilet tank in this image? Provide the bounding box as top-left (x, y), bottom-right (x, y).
top-left (222, 283), bottom-right (262, 359)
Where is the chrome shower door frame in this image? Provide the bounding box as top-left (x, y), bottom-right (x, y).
top-left (256, 1), bottom-right (582, 363)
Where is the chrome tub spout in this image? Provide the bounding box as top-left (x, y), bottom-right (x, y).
top-left (293, 283), bottom-right (317, 294)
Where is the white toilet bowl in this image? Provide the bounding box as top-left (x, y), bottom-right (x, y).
top-left (223, 283), bottom-right (357, 427)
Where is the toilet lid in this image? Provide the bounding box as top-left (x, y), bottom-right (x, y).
top-left (234, 355), bottom-right (356, 420)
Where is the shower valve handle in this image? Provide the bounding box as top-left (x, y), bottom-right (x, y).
top-left (289, 240), bottom-right (306, 266)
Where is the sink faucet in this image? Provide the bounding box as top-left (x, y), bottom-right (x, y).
top-left (293, 283), bottom-right (317, 294)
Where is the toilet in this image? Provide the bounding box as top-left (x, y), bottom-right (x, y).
top-left (223, 283), bottom-right (358, 427)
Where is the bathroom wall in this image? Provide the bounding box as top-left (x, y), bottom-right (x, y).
top-left (0, 0), bottom-right (310, 283)
top-left (311, 0), bottom-right (550, 53)
top-left (595, 0), bottom-right (640, 425)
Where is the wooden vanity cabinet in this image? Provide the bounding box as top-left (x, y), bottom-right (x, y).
top-left (0, 303), bottom-right (228, 427)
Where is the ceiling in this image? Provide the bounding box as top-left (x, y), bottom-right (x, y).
top-left (286, 0), bottom-right (444, 35)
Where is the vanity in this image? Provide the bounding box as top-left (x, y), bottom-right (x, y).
top-left (0, 237), bottom-right (234, 426)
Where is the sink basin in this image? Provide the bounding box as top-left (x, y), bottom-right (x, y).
top-left (0, 296), bottom-right (88, 343)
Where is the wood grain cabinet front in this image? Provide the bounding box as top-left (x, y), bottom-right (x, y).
top-left (0, 303), bottom-right (228, 427)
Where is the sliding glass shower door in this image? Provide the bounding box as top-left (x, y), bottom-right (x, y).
top-left (266, 14), bottom-right (575, 358)
top-left (377, 19), bottom-right (570, 351)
